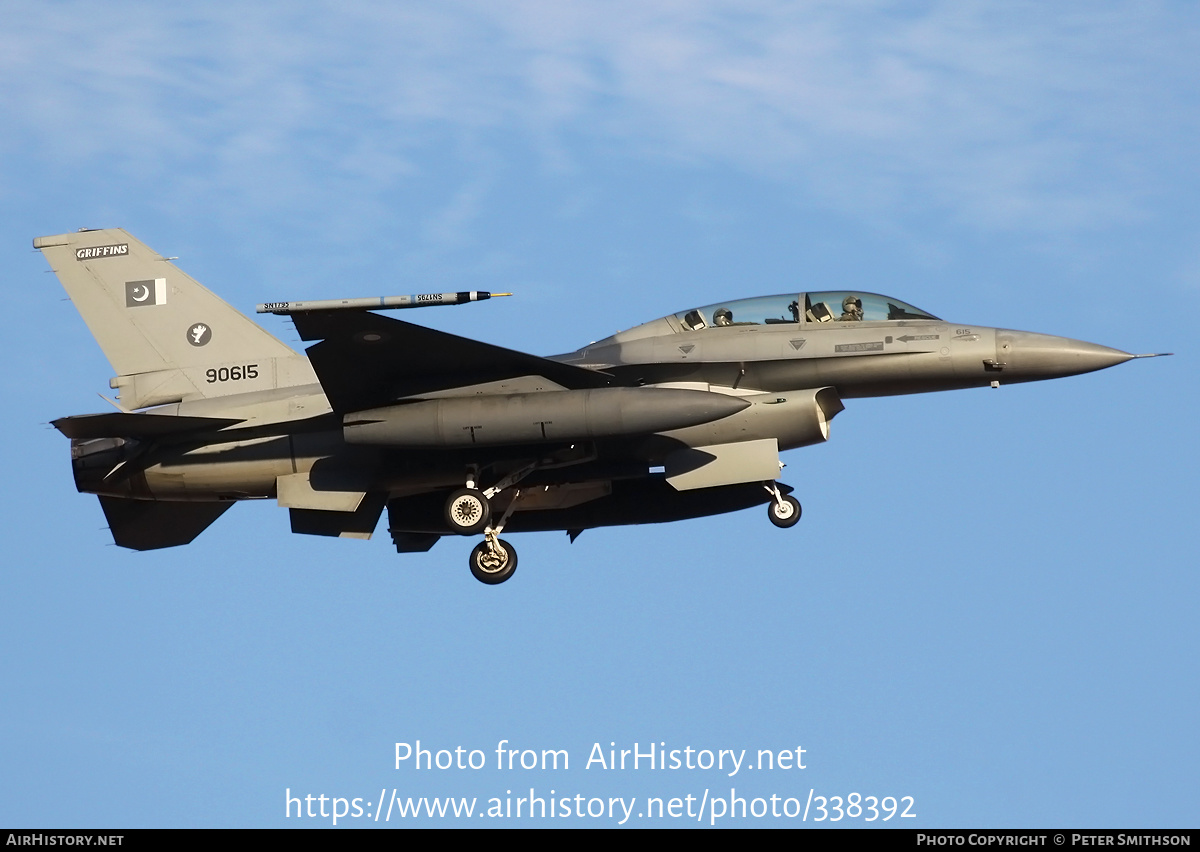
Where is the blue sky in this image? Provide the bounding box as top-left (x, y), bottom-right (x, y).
top-left (2, 1), bottom-right (1196, 828)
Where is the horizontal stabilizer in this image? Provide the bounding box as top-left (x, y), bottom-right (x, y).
top-left (291, 310), bottom-right (614, 412)
top-left (53, 412), bottom-right (243, 440)
top-left (98, 496), bottom-right (232, 550)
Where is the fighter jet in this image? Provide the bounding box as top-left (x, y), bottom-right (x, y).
top-left (37, 228), bottom-right (1165, 584)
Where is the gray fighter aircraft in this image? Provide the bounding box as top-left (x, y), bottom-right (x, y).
top-left (38, 228), bottom-right (1164, 584)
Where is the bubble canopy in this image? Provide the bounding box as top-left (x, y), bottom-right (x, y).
top-left (674, 292), bottom-right (939, 331)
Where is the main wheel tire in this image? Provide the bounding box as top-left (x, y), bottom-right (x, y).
top-left (469, 539), bottom-right (518, 585)
top-left (445, 488), bottom-right (491, 535)
top-left (767, 495), bottom-right (802, 528)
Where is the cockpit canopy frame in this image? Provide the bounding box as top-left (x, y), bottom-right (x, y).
top-left (674, 292), bottom-right (939, 331)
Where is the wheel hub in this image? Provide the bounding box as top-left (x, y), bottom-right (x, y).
top-left (477, 549), bottom-right (509, 573)
top-left (452, 497), bottom-right (483, 525)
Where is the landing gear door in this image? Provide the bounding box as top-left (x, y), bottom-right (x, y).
top-left (664, 438), bottom-right (781, 491)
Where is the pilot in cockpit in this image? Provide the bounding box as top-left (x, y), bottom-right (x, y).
top-left (839, 295), bottom-right (864, 322)
top-left (714, 308), bottom-right (733, 327)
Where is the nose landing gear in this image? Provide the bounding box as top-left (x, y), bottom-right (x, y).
top-left (764, 482), bottom-right (802, 528)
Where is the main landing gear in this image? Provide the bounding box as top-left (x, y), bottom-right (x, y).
top-left (444, 488), bottom-right (491, 535)
top-left (469, 537), bottom-right (518, 585)
top-left (445, 467), bottom-right (535, 585)
top-left (764, 482), bottom-right (802, 528)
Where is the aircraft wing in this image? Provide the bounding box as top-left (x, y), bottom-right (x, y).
top-left (291, 310), bottom-right (615, 412)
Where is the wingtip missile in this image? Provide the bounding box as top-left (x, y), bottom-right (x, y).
top-left (256, 291), bottom-right (512, 315)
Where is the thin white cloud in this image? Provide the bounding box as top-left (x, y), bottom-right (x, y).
top-left (3, 1), bottom-right (1196, 233)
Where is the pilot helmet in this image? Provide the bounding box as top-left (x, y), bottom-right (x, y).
top-left (842, 295), bottom-right (862, 311)
top-left (713, 308), bottom-right (733, 326)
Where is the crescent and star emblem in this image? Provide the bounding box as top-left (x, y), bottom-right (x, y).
top-left (124, 278), bottom-right (166, 307)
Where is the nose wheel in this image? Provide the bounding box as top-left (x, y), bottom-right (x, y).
top-left (764, 482), bottom-right (802, 528)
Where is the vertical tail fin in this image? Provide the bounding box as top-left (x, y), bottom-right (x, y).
top-left (36, 229), bottom-right (314, 409)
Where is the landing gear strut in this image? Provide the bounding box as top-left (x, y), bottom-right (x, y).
top-left (467, 490), bottom-right (522, 585)
top-left (453, 452), bottom-right (593, 585)
top-left (764, 482), bottom-right (802, 528)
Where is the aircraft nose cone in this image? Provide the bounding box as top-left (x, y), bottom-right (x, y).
top-left (997, 330), bottom-right (1134, 380)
